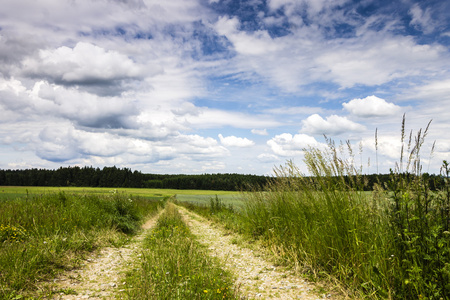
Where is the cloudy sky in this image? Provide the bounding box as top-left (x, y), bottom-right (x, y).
top-left (1, 0), bottom-right (449, 175)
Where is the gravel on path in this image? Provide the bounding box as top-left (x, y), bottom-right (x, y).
top-left (177, 206), bottom-right (328, 300)
top-left (43, 213), bottom-right (161, 300)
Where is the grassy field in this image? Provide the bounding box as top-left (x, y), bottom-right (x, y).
top-left (0, 190), bottom-right (162, 299)
top-left (175, 193), bottom-right (244, 210)
top-left (0, 186), bottom-right (240, 201)
top-left (0, 186), bottom-right (241, 299)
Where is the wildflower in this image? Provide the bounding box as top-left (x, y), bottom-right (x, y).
top-left (203, 290), bottom-right (208, 293)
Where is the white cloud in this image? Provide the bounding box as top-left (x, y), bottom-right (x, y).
top-left (213, 10), bottom-right (449, 93)
top-left (214, 16), bottom-right (280, 55)
top-left (409, 4), bottom-right (436, 34)
top-left (343, 95), bottom-right (402, 117)
top-left (22, 42), bottom-right (148, 87)
top-left (184, 108), bottom-right (280, 129)
top-left (264, 106), bottom-right (325, 116)
top-left (173, 134), bottom-right (229, 158)
top-left (218, 134), bottom-right (255, 147)
top-left (267, 133), bottom-right (321, 157)
top-left (404, 79), bottom-right (450, 101)
top-left (251, 129), bottom-right (268, 136)
top-left (267, 0), bottom-right (350, 17)
top-left (301, 114), bottom-right (365, 135)
top-left (361, 134), bottom-right (402, 161)
top-left (257, 153), bottom-right (280, 163)
top-left (315, 34), bottom-right (447, 88)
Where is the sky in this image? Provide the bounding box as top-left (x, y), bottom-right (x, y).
top-left (0, 0), bottom-right (449, 175)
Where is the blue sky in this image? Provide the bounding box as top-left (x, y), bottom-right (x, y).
top-left (0, 0), bottom-right (449, 175)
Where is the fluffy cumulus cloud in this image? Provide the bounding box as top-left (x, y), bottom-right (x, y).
top-left (267, 133), bottom-right (321, 157)
top-left (343, 95), bottom-right (402, 117)
top-left (22, 42), bottom-right (150, 95)
top-left (32, 122), bottom-right (230, 164)
top-left (218, 134), bottom-right (255, 147)
top-left (301, 114), bottom-right (365, 135)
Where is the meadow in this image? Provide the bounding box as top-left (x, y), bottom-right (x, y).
top-left (0, 186), bottom-right (239, 201)
top-left (0, 186), bottom-right (240, 299)
top-left (0, 189), bottom-right (162, 299)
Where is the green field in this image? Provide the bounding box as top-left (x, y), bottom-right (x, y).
top-left (175, 193), bottom-right (244, 209)
top-left (0, 186), bottom-right (242, 299)
top-left (0, 186), bottom-right (240, 201)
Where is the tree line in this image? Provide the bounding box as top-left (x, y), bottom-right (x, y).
top-left (0, 166), bottom-right (270, 191)
top-left (0, 166), bottom-right (446, 191)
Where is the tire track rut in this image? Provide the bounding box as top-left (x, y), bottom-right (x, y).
top-left (44, 212), bottom-right (162, 299)
top-left (177, 206), bottom-right (325, 300)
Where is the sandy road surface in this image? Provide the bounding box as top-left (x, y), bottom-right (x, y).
top-left (44, 213), bottom-right (161, 299)
top-left (177, 206), bottom-right (329, 300)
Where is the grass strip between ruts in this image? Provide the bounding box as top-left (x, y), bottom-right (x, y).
top-left (122, 202), bottom-right (239, 300)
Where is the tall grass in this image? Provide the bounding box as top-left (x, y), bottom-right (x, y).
top-left (0, 191), bottom-right (161, 299)
top-left (385, 119), bottom-right (450, 298)
top-left (237, 118), bottom-right (449, 299)
top-left (122, 202), bottom-right (239, 299)
top-left (243, 159), bottom-right (389, 297)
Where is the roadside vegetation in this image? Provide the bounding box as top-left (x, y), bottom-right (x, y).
top-left (122, 202), bottom-right (239, 299)
top-left (0, 191), bottom-right (162, 299)
top-left (180, 118), bottom-right (450, 299)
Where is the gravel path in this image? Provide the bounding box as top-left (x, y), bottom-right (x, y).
top-left (44, 212), bottom-right (161, 299)
top-left (177, 206), bottom-right (327, 300)
top-left (42, 205), bottom-right (339, 299)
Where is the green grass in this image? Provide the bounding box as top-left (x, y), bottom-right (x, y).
top-left (0, 191), bottom-right (162, 299)
top-left (121, 202), bottom-right (239, 300)
top-left (175, 194), bottom-right (244, 210)
top-left (0, 186), bottom-right (239, 201)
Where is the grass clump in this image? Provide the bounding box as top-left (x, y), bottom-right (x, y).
top-left (0, 191), bottom-right (161, 299)
top-left (122, 202), bottom-right (238, 299)
top-left (242, 155), bottom-right (387, 297)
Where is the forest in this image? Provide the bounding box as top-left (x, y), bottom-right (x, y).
top-left (0, 166), bottom-right (446, 191)
top-left (0, 166), bottom-right (270, 191)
